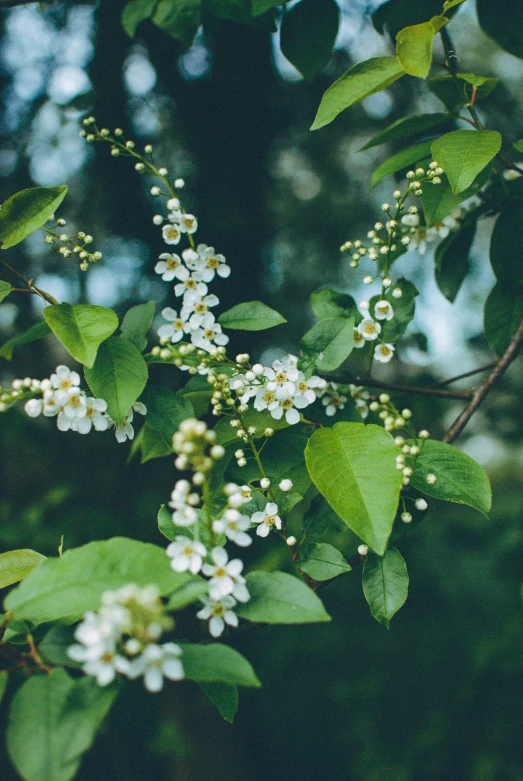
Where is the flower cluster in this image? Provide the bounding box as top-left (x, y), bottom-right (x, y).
top-left (43, 216), bottom-right (102, 271)
top-left (230, 354), bottom-right (327, 425)
top-left (4, 365), bottom-right (146, 442)
top-left (67, 584), bottom-right (183, 692)
top-left (167, 477), bottom-right (255, 637)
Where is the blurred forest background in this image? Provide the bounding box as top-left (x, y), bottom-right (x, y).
top-left (0, 1), bottom-right (523, 779)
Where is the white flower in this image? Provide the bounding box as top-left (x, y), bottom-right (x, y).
top-left (166, 536), bottom-right (207, 574)
top-left (174, 276), bottom-right (207, 300)
top-left (251, 501), bottom-right (282, 538)
top-left (50, 365), bottom-right (81, 393)
top-left (202, 547), bottom-right (250, 601)
top-left (179, 214), bottom-right (198, 234)
top-left (193, 244), bottom-right (231, 282)
top-left (374, 343), bottom-right (395, 363)
top-left (24, 398), bottom-right (42, 417)
top-left (172, 506), bottom-right (198, 527)
top-left (357, 319), bottom-right (381, 341)
top-left (128, 643), bottom-right (184, 692)
top-left (158, 307), bottom-right (190, 343)
top-left (264, 357), bottom-right (300, 391)
top-left (73, 397), bottom-right (109, 434)
top-left (56, 389), bottom-right (87, 431)
top-left (154, 253), bottom-right (189, 282)
top-left (293, 375), bottom-right (325, 409)
top-left (353, 328), bottom-right (366, 348)
top-left (196, 596), bottom-right (238, 637)
top-left (112, 401), bottom-right (146, 443)
top-left (407, 227), bottom-right (436, 255)
top-left (42, 390), bottom-right (61, 417)
top-left (196, 595), bottom-right (239, 637)
top-left (279, 479), bottom-right (293, 492)
top-left (374, 300), bottom-right (394, 321)
top-left (321, 383), bottom-right (347, 417)
top-left (212, 509), bottom-right (252, 547)
top-left (184, 296), bottom-right (220, 328)
top-left (270, 396), bottom-right (300, 425)
top-left (401, 213), bottom-right (420, 227)
top-left (254, 386), bottom-right (279, 413)
top-left (191, 322), bottom-right (229, 351)
top-left (162, 223), bottom-right (181, 245)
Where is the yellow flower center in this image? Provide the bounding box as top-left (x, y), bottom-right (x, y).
top-left (167, 257), bottom-right (179, 269)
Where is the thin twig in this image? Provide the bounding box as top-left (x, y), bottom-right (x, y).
top-left (0, 259), bottom-right (58, 305)
top-left (324, 374), bottom-right (473, 400)
top-left (429, 363), bottom-right (496, 388)
top-left (444, 314), bottom-right (523, 443)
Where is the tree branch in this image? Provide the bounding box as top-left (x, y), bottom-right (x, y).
top-left (444, 314), bottom-right (523, 443)
top-left (323, 374), bottom-right (473, 400)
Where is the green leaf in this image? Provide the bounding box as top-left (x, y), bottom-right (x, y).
top-left (120, 301), bottom-right (155, 352)
top-left (280, 0), bottom-right (339, 80)
top-left (489, 203), bottom-right (523, 288)
top-left (236, 571), bottom-right (331, 624)
top-left (303, 494), bottom-right (347, 536)
top-left (38, 625), bottom-right (81, 668)
top-left (166, 576), bottom-right (208, 610)
top-left (0, 186), bottom-right (67, 250)
top-left (300, 317), bottom-right (354, 371)
top-left (214, 407), bottom-right (289, 444)
top-left (362, 547), bottom-right (409, 628)
top-left (140, 384), bottom-right (193, 443)
top-left (372, 0), bottom-right (453, 40)
top-left (0, 320), bottom-right (51, 361)
top-left (370, 278), bottom-right (418, 343)
top-left (158, 505), bottom-right (222, 553)
top-left (226, 430), bottom-right (311, 496)
top-left (206, 0), bottom-right (276, 27)
top-left (218, 300), bottom-right (286, 330)
top-left (305, 422), bottom-right (402, 555)
top-left (0, 549), bottom-right (46, 589)
top-left (477, 0), bottom-right (523, 60)
top-left (360, 112), bottom-right (455, 151)
top-left (136, 423), bottom-right (173, 463)
top-left (198, 682), bottom-right (238, 723)
top-left (152, 0), bottom-right (201, 47)
top-left (311, 56), bottom-right (406, 131)
top-left (180, 643), bottom-right (260, 687)
top-left (407, 439), bottom-right (492, 516)
top-left (427, 73), bottom-right (498, 111)
top-left (299, 543), bottom-right (351, 581)
top-left (6, 668), bottom-right (119, 781)
top-left (0, 671), bottom-right (8, 707)
top-left (434, 218), bottom-right (477, 302)
top-left (310, 288), bottom-right (359, 320)
top-left (431, 130), bottom-right (501, 195)
top-left (513, 140), bottom-right (523, 154)
top-left (484, 284), bottom-right (523, 356)
top-left (395, 16), bottom-right (448, 79)
top-left (84, 336), bottom-right (148, 425)
top-left (4, 537), bottom-right (194, 625)
top-left (251, 0), bottom-right (280, 14)
top-left (122, 0), bottom-right (158, 37)
top-left (43, 303), bottom-right (118, 368)
top-left (370, 140), bottom-right (433, 188)
top-left (443, 0), bottom-right (467, 9)
top-left (0, 281), bottom-right (12, 303)
top-left (421, 166), bottom-right (491, 226)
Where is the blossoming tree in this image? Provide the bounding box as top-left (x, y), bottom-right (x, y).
top-left (0, 0), bottom-right (522, 778)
